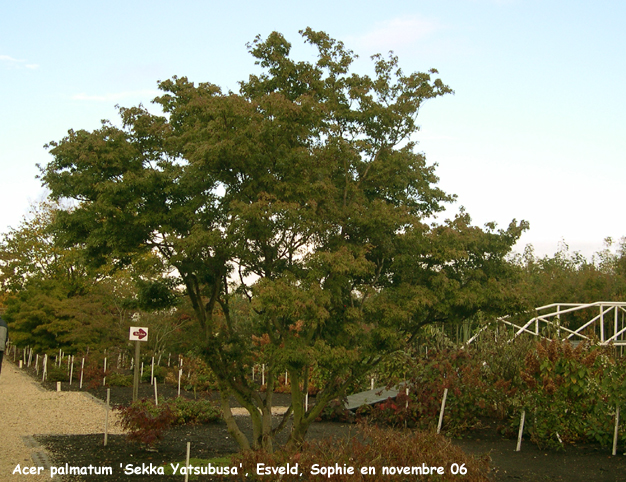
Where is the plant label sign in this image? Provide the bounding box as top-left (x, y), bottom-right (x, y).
top-left (129, 327), bottom-right (149, 341)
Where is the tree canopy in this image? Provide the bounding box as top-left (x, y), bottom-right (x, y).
top-left (40, 29), bottom-right (528, 451)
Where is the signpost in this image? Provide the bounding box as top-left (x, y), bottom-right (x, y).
top-left (129, 327), bottom-right (149, 401)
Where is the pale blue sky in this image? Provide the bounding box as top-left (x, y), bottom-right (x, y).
top-left (1, 1), bottom-right (624, 258)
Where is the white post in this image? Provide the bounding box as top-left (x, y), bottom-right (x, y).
top-left (140, 362), bottom-right (144, 378)
top-left (104, 388), bottom-right (110, 446)
top-left (80, 358), bottom-right (85, 389)
top-left (262, 364), bottom-right (265, 386)
top-left (56, 381), bottom-right (61, 392)
top-left (19, 360), bottom-right (23, 369)
top-left (601, 305), bottom-right (605, 342)
top-left (370, 377), bottom-right (374, 390)
top-left (405, 386), bottom-right (409, 429)
top-left (35, 354), bottom-right (39, 375)
top-left (151, 356), bottom-right (155, 385)
top-left (43, 355), bottom-right (48, 382)
top-left (154, 379), bottom-right (159, 406)
top-left (285, 370), bottom-right (288, 385)
top-left (437, 388), bottom-right (448, 434)
top-left (168, 353), bottom-right (171, 367)
top-left (70, 356), bottom-right (74, 385)
top-left (305, 393), bottom-right (309, 412)
top-left (178, 369), bottom-right (182, 396)
top-left (613, 406), bottom-right (620, 456)
top-left (252, 365), bottom-right (255, 381)
top-left (103, 357), bottom-right (107, 386)
top-left (615, 307), bottom-right (619, 345)
top-left (184, 441), bottom-right (191, 482)
top-left (516, 410), bottom-right (526, 452)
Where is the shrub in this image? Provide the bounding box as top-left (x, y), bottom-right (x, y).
top-left (169, 397), bottom-right (221, 425)
top-left (360, 350), bottom-right (490, 435)
top-left (225, 424), bottom-right (491, 481)
top-left (106, 371), bottom-right (133, 387)
top-left (45, 365), bottom-right (69, 383)
top-left (116, 397), bottom-right (221, 445)
top-left (518, 339), bottom-right (626, 450)
top-left (316, 398), bottom-right (354, 423)
top-left (116, 399), bottom-right (176, 446)
top-left (141, 365), bottom-right (167, 383)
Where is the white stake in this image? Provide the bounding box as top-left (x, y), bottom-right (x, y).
top-left (371, 377), bottom-right (374, 390)
top-left (405, 386), bottom-right (410, 429)
top-left (56, 381), bottom-right (61, 392)
top-left (104, 388), bottom-right (110, 446)
top-left (154, 379), bottom-right (159, 406)
top-left (285, 370), bottom-right (288, 385)
top-left (252, 365), bottom-right (255, 381)
top-left (42, 355), bottom-right (48, 382)
top-left (141, 362), bottom-right (144, 378)
top-left (19, 360), bottom-right (23, 369)
top-left (151, 356), bottom-right (154, 385)
top-left (305, 393), bottom-right (309, 412)
top-left (184, 441), bottom-right (191, 482)
top-left (168, 353), bottom-right (171, 367)
top-left (262, 364), bottom-right (265, 386)
top-left (35, 354), bottom-right (39, 375)
top-left (70, 356), bottom-right (74, 385)
top-left (437, 388), bottom-right (448, 434)
top-left (516, 410), bottom-right (526, 452)
top-left (178, 368), bottom-right (182, 396)
top-left (80, 358), bottom-right (85, 389)
top-left (103, 357), bottom-right (107, 386)
top-left (613, 406), bottom-right (620, 456)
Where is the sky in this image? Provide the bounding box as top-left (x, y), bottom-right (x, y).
top-left (1, 0), bottom-right (624, 259)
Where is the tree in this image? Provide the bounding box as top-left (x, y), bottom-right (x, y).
top-left (0, 200), bottom-right (82, 293)
top-left (509, 239), bottom-right (626, 331)
top-left (0, 200), bottom-right (182, 353)
top-left (40, 29), bottom-right (527, 451)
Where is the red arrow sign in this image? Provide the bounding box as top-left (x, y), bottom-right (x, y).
top-left (132, 328), bottom-right (147, 340)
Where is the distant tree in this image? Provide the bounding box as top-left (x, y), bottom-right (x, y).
top-left (40, 29), bottom-right (527, 451)
top-left (0, 201), bottom-right (183, 353)
top-left (0, 200), bottom-right (83, 293)
top-left (514, 239), bottom-right (626, 308)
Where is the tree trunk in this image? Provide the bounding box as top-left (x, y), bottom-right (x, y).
top-left (218, 385), bottom-right (251, 451)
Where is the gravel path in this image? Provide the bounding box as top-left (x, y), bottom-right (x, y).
top-left (0, 360), bottom-right (123, 481)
